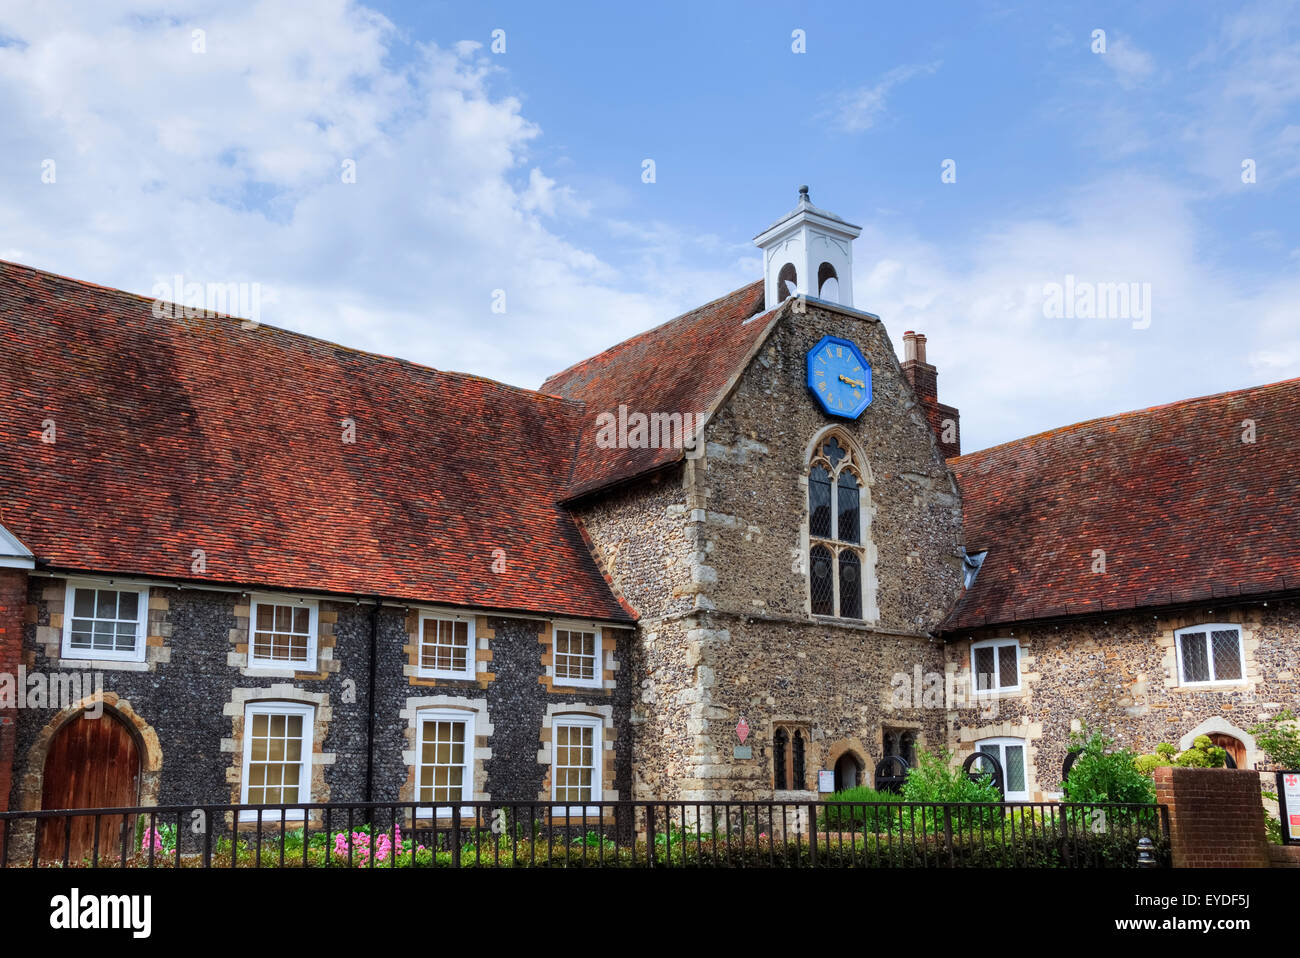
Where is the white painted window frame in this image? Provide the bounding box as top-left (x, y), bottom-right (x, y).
top-left (551, 622), bottom-right (603, 689)
top-left (414, 707), bottom-right (475, 819)
top-left (550, 714), bottom-right (603, 817)
top-left (1174, 623), bottom-right (1246, 687)
top-left (416, 612), bottom-right (477, 680)
top-left (247, 593), bottom-right (319, 672)
top-left (60, 578), bottom-right (149, 663)
top-left (970, 638), bottom-right (1021, 694)
top-left (976, 736), bottom-right (1029, 801)
top-left (239, 701), bottom-right (314, 822)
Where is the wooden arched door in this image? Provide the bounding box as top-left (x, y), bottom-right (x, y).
top-left (1208, 733), bottom-right (1247, 769)
top-left (39, 711), bottom-right (141, 862)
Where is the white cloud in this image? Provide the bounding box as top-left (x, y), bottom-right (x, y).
top-left (824, 61), bottom-right (941, 133)
top-left (1100, 34), bottom-right (1155, 88)
top-left (855, 173), bottom-right (1300, 451)
top-left (0, 0), bottom-right (695, 387)
top-left (0, 2), bottom-right (1293, 460)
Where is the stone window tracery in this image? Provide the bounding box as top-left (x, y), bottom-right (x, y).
top-left (808, 434), bottom-right (866, 618)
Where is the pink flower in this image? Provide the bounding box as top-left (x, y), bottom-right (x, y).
top-left (141, 827), bottom-right (164, 854)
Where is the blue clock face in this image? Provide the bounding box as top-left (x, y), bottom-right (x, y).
top-left (806, 335), bottom-right (872, 419)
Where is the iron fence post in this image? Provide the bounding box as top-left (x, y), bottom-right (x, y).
top-left (807, 803), bottom-right (818, 867)
top-left (646, 804), bottom-right (655, 868)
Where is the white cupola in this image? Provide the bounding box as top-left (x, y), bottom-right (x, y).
top-left (753, 186), bottom-right (861, 311)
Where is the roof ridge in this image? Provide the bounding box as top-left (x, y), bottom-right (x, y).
top-left (540, 278), bottom-right (766, 391)
top-left (0, 257), bottom-right (586, 411)
top-left (953, 375), bottom-right (1300, 463)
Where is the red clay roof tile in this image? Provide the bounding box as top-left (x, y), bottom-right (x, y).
top-left (944, 377), bottom-right (1300, 631)
top-left (0, 259), bottom-right (631, 622)
top-left (542, 281), bottom-right (775, 498)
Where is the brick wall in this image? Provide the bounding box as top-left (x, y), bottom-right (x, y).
top-left (1154, 765), bottom-right (1270, 867)
top-left (0, 569), bottom-right (27, 812)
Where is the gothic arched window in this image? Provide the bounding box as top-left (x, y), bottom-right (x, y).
top-left (773, 723), bottom-right (809, 790)
top-left (807, 433), bottom-right (868, 618)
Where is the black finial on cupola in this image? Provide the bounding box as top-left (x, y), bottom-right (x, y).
top-left (798, 184), bottom-right (810, 200)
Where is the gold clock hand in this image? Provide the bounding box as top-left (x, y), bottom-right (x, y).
top-left (838, 374), bottom-right (865, 388)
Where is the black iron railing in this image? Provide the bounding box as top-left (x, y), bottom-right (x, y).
top-left (0, 799), bottom-right (1170, 868)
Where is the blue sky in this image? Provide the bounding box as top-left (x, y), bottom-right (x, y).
top-left (0, 1), bottom-right (1296, 451)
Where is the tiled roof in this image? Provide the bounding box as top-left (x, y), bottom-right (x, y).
top-left (944, 378), bottom-right (1300, 631)
top-left (0, 260), bottom-right (631, 622)
top-left (542, 281), bottom-right (776, 497)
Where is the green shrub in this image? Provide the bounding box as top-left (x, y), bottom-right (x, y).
top-left (899, 748), bottom-right (1003, 832)
top-left (1134, 742), bottom-right (1176, 776)
top-left (902, 748), bottom-right (1002, 805)
top-left (1174, 735), bottom-right (1227, 768)
top-left (1063, 728), bottom-right (1156, 805)
top-left (817, 785), bottom-right (903, 834)
top-left (1250, 709), bottom-right (1300, 769)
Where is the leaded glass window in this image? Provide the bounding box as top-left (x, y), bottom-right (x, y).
top-left (1176, 625), bottom-right (1244, 685)
top-left (837, 471), bottom-right (860, 543)
top-left (773, 723), bottom-right (809, 791)
top-left (810, 545), bottom-right (834, 616)
top-left (773, 727), bottom-right (789, 789)
top-left (971, 639), bottom-right (1020, 692)
top-left (809, 466), bottom-right (832, 538)
top-left (806, 433), bottom-right (869, 619)
top-left (838, 550), bottom-right (861, 619)
top-left (978, 738), bottom-right (1028, 799)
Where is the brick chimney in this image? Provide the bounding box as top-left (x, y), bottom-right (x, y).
top-left (901, 331), bottom-right (960, 458)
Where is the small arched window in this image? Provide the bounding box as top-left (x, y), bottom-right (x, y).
top-left (817, 261), bottom-right (839, 301)
top-left (899, 731), bottom-right (916, 767)
top-left (807, 433), bottom-right (868, 618)
top-left (772, 723), bottom-right (809, 790)
top-left (777, 262), bottom-right (798, 302)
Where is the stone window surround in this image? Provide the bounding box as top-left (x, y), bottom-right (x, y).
top-left (974, 736), bottom-right (1031, 801)
top-left (221, 684), bottom-right (335, 827)
top-left (951, 635), bottom-right (1034, 703)
top-left (799, 425), bottom-right (880, 624)
top-left (230, 593), bottom-right (337, 680)
top-left (403, 609), bottom-right (495, 689)
top-left (414, 610), bottom-right (477, 680)
top-left (769, 716), bottom-right (815, 795)
top-left (539, 620), bottom-right (617, 695)
top-left (33, 576), bottom-right (172, 673)
top-left (1171, 622), bottom-right (1249, 688)
top-left (970, 637), bottom-right (1022, 694)
top-left (399, 693), bottom-right (493, 817)
top-left (58, 578), bottom-right (150, 663)
top-left (955, 720), bottom-right (1043, 800)
top-left (246, 593), bottom-right (320, 672)
top-left (1159, 614), bottom-right (1260, 695)
top-left (880, 723), bottom-right (923, 768)
top-left (537, 702), bottom-right (618, 814)
top-left (237, 699), bottom-right (315, 821)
